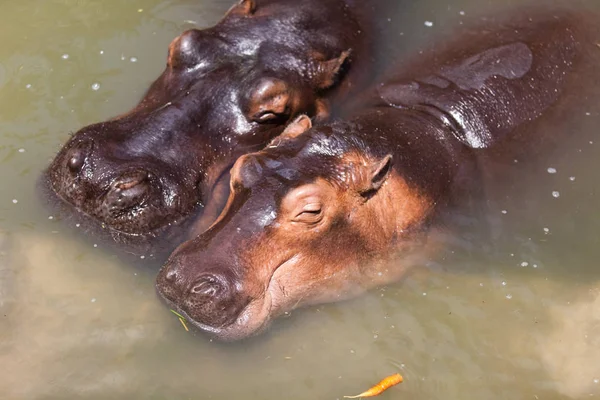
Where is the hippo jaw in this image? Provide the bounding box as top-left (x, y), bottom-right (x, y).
top-left (156, 287), bottom-right (275, 341)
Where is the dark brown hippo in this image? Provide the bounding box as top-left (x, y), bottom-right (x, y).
top-left (156, 12), bottom-right (600, 340)
top-left (41, 0), bottom-right (378, 251)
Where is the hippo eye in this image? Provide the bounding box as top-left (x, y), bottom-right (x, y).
top-left (292, 203), bottom-right (323, 224)
top-left (252, 110), bottom-right (288, 124)
top-left (255, 111), bottom-right (277, 122)
top-left (247, 78), bottom-right (292, 124)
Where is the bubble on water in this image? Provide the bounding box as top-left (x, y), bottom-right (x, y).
top-left (99, 50), bottom-right (104, 55)
top-left (61, 54), bottom-right (69, 60)
top-left (569, 176), bottom-right (576, 181)
top-left (25, 84), bottom-right (31, 89)
top-left (501, 210), bottom-right (508, 214)
top-left (12, 199), bottom-right (17, 204)
top-left (505, 294), bottom-right (513, 299)
top-left (138, 8), bottom-right (143, 12)
top-left (479, 283), bottom-right (484, 287)
top-left (533, 264), bottom-right (538, 268)
top-left (91, 82), bottom-right (101, 91)
top-left (48, 215), bottom-right (54, 220)
top-left (75, 223), bottom-right (80, 228)
top-left (544, 227), bottom-right (550, 234)
top-left (589, 141), bottom-right (594, 145)
top-left (93, 244), bottom-right (98, 248)
top-left (130, 57), bottom-right (138, 63)
top-left (140, 255), bottom-right (145, 259)
top-left (521, 262), bottom-right (529, 267)
top-left (120, 55), bottom-right (126, 61)
top-left (18, 148), bottom-right (25, 153)
top-left (459, 10), bottom-right (465, 15)
top-left (422, 292), bottom-right (427, 296)
top-left (594, 378), bottom-right (599, 384)
top-left (502, 281), bottom-right (507, 286)
top-left (424, 21), bottom-right (433, 27)
top-left (350, 349), bottom-right (355, 354)
top-left (90, 298), bottom-right (96, 303)
top-left (552, 191), bottom-right (560, 198)
top-left (547, 167), bottom-right (557, 174)
top-left (373, 334), bottom-right (378, 339)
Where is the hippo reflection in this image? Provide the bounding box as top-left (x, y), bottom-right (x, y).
top-left (42, 0), bottom-right (371, 243)
top-left (156, 13), bottom-right (599, 340)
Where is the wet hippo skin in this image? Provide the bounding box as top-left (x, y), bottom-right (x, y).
top-left (41, 0), bottom-right (378, 251)
top-left (156, 12), bottom-right (600, 340)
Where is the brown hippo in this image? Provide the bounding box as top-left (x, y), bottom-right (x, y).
top-left (156, 12), bottom-right (600, 340)
top-left (41, 0), bottom-right (379, 251)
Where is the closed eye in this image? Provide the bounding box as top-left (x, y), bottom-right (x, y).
top-left (255, 111), bottom-right (277, 122)
top-left (253, 110), bottom-right (289, 124)
top-left (292, 204), bottom-right (323, 224)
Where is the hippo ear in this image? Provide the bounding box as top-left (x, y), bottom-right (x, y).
top-left (282, 115), bottom-right (312, 138)
top-left (268, 115), bottom-right (312, 148)
top-left (362, 154), bottom-right (393, 195)
top-left (231, 154), bottom-right (262, 190)
top-left (226, 0), bottom-right (256, 17)
top-left (310, 49), bottom-right (352, 89)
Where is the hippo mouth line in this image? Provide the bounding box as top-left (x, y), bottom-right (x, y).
top-left (155, 288), bottom-right (274, 340)
top-left (155, 256), bottom-right (299, 341)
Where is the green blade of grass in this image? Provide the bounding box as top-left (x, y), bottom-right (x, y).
top-left (179, 317), bottom-right (189, 332)
top-left (170, 309), bottom-right (186, 321)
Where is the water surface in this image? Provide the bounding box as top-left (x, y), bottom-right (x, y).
top-left (1, 0), bottom-right (600, 399)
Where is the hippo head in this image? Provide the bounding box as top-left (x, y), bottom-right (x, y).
top-left (43, 0), bottom-right (350, 239)
top-left (156, 115), bottom-right (435, 340)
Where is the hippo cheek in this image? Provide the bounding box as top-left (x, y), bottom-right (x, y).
top-left (211, 255), bottom-right (304, 340)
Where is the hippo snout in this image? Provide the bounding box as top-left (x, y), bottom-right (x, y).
top-left (156, 261), bottom-right (249, 330)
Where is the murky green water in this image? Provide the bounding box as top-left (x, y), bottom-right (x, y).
top-left (1, 0), bottom-right (600, 399)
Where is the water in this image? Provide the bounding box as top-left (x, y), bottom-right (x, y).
top-left (1, 0), bottom-right (600, 399)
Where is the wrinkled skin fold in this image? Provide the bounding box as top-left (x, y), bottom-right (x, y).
top-left (156, 11), bottom-right (600, 341)
top-left (41, 0), bottom-right (373, 248)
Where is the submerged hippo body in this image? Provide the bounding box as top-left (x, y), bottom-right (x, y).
top-left (42, 0), bottom-right (377, 252)
top-left (156, 12), bottom-right (600, 340)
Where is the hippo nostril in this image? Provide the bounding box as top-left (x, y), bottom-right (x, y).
top-left (114, 170), bottom-right (149, 191)
top-left (67, 152), bottom-right (84, 172)
top-left (65, 142), bottom-right (92, 173)
top-left (105, 170), bottom-right (152, 211)
top-left (165, 269), bottom-right (179, 283)
top-left (191, 275), bottom-right (226, 298)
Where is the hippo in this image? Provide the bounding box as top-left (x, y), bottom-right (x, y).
top-left (155, 12), bottom-right (600, 340)
top-left (41, 0), bottom-right (378, 252)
